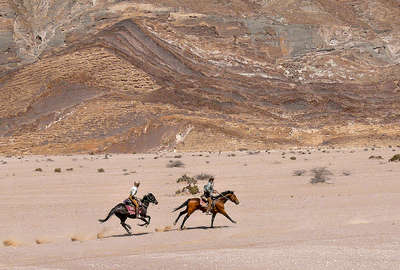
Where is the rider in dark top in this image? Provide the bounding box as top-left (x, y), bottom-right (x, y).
top-left (201, 177), bottom-right (217, 214)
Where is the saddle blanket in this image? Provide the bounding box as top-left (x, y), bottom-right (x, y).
top-left (125, 204), bottom-right (141, 216)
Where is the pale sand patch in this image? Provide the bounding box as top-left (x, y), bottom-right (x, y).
top-left (348, 218), bottom-right (371, 225)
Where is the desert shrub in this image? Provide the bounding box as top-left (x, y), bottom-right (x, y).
top-left (290, 156), bottom-right (296, 160)
top-left (369, 155), bottom-right (383, 160)
top-left (35, 168), bottom-right (42, 172)
top-left (389, 154), bottom-right (400, 162)
top-left (248, 151), bottom-right (260, 155)
top-left (186, 184), bottom-right (199, 194)
top-left (175, 183), bottom-right (200, 195)
top-left (342, 171), bottom-right (351, 176)
top-left (195, 173), bottom-right (213, 180)
top-left (238, 148), bottom-right (248, 151)
top-left (174, 155), bottom-right (182, 158)
top-left (310, 167), bottom-right (333, 184)
top-left (293, 169), bottom-right (306, 176)
top-left (227, 153), bottom-right (236, 157)
top-left (177, 174), bottom-right (197, 184)
top-left (97, 168), bottom-right (105, 173)
top-left (54, 168), bottom-right (61, 173)
top-left (167, 160), bottom-right (185, 168)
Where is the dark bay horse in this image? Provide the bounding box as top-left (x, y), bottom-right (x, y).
top-left (99, 193), bottom-right (158, 234)
top-left (173, 190), bottom-right (239, 230)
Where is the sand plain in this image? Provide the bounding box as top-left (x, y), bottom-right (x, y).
top-left (1, 148), bottom-right (400, 269)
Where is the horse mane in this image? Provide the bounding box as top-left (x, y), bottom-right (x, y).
top-left (216, 190), bottom-right (234, 199)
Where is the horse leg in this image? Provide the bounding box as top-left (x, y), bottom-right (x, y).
top-left (180, 209), bottom-right (195, 230)
top-left (146, 215), bottom-right (151, 225)
top-left (174, 209), bottom-right (187, 226)
top-left (211, 213), bottom-right (217, 228)
top-left (219, 209), bottom-right (236, 224)
top-left (117, 215), bottom-right (132, 234)
top-left (137, 216), bottom-right (149, 227)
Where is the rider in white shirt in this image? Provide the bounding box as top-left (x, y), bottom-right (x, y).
top-left (129, 181), bottom-right (140, 216)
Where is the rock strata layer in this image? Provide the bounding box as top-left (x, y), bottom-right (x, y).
top-left (0, 0), bottom-right (399, 154)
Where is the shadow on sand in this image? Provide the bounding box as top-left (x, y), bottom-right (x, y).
top-left (161, 225), bottom-right (230, 232)
top-left (104, 232), bottom-right (151, 238)
top-left (184, 225), bottom-right (230, 231)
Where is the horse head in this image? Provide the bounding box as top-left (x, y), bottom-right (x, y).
top-left (221, 190), bottom-right (240, 205)
top-left (144, 193), bottom-right (158, 205)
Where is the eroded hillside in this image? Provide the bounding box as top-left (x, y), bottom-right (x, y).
top-left (0, 0), bottom-right (400, 154)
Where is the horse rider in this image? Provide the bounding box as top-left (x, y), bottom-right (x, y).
top-left (201, 177), bottom-right (218, 214)
top-left (129, 181), bottom-right (140, 216)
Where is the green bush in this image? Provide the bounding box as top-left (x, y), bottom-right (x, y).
top-left (177, 174), bottom-right (196, 184)
top-left (389, 154), bottom-right (400, 162)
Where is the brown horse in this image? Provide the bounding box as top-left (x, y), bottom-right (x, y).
top-left (173, 190), bottom-right (239, 230)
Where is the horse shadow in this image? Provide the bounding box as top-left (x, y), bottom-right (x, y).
top-left (184, 225), bottom-right (230, 231)
top-left (104, 232), bottom-right (151, 238)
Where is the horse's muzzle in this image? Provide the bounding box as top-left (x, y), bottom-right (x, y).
top-left (155, 201), bottom-right (159, 205)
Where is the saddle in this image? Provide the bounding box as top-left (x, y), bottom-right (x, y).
top-left (123, 198), bottom-right (141, 216)
top-left (200, 197), bottom-right (217, 209)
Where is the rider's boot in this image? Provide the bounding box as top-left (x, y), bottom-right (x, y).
top-left (205, 197), bottom-right (212, 215)
top-left (133, 200), bottom-right (139, 218)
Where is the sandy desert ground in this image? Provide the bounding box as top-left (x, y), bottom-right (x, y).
top-left (1, 147), bottom-right (400, 269)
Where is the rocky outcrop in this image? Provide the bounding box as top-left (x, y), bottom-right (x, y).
top-left (0, 0), bottom-right (399, 154)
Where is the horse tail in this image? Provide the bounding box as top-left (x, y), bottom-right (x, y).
top-left (172, 199), bottom-right (190, 212)
top-left (98, 204), bottom-right (119, 223)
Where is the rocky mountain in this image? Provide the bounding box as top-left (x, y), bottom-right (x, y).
top-left (0, 0), bottom-right (400, 154)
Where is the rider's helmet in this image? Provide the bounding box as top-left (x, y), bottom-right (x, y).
top-left (134, 181), bottom-right (140, 187)
top-left (209, 177), bottom-right (214, 182)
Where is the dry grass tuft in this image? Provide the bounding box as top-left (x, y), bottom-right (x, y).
top-left (35, 238), bottom-right (51, 245)
top-left (369, 155), bottom-right (383, 160)
top-left (155, 226), bottom-right (172, 232)
top-left (293, 169), bottom-right (306, 176)
top-left (195, 173), bottom-right (213, 180)
top-left (310, 167), bottom-right (333, 184)
top-left (3, 240), bottom-right (19, 247)
top-left (70, 235), bottom-right (85, 242)
top-left (167, 160), bottom-right (185, 168)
